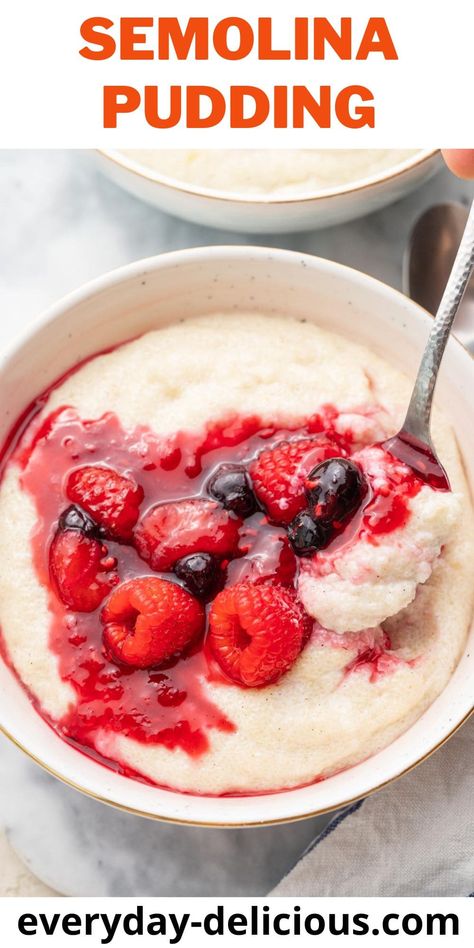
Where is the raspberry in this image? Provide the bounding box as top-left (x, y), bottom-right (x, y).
top-left (208, 582), bottom-right (312, 687)
top-left (250, 437), bottom-right (343, 525)
top-left (66, 466), bottom-right (144, 541)
top-left (101, 576), bottom-right (204, 669)
top-left (50, 528), bottom-right (118, 613)
top-left (134, 499), bottom-right (242, 572)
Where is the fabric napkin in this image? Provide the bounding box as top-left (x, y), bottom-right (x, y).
top-left (272, 714), bottom-right (474, 897)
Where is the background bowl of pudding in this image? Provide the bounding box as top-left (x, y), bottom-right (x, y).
top-left (0, 245), bottom-right (473, 826)
top-left (96, 148), bottom-right (441, 233)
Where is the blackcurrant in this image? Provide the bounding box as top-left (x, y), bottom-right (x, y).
top-left (287, 511), bottom-right (330, 557)
top-left (207, 464), bottom-right (257, 518)
top-left (58, 504), bottom-right (99, 538)
top-left (305, 458), bottom-right (366, 523)
top-left (174, 552), bottom-right (222, 599)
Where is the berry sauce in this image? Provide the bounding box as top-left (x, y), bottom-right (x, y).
top-left (311, 626), bottom-right (408, 682)
top-left (0, 398), bottom-right (439, 786)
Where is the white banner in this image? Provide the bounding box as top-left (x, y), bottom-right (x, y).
top-left (0, 897), bottom-right (472, 946)
top-left (0, 0), bottom-right (472, 147)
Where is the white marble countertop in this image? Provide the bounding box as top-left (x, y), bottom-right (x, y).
top-left (0, 150), bottom-right (472, 897)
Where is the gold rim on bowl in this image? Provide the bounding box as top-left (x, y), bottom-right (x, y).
top-left (97, 148), bottom-right (440, 206)
top-left (1, 706), bottom-right (472, 827)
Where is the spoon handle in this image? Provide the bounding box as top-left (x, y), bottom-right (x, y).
top-left (403, 200), bottom-right (474, 442)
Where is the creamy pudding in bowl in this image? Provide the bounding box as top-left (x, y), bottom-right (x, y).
top-left (121, 149), bottom-right (418, 198)
top-left (0, 311), bottom-right (472, 797)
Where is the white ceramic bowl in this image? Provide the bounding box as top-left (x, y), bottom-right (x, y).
top-left (97, 149), bottom-right (441, 234)
top-left (0, 246), bottom-right (472, 826)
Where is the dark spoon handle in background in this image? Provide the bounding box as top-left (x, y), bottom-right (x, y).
top-left (402, 200), bottom-right (474, 444)
top-left (404, 202), bottom-right (474, 349)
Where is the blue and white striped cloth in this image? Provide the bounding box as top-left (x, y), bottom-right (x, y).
top-left (272, 714), bottom-right (474, 897)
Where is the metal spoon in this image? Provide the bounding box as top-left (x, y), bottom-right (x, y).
top-left (383, 200), bottom-right (474, 488)
top-left (404, 202), bottom-right (474, 347)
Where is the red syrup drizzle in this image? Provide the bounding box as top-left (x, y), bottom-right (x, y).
top-left (344, 639), bottom-right (403, 682)
top-left (0, 400), bottom-right (445, 789)
top-left (310, 626), bottom-right (415, 685)
top-left (361, 454), bottom-right (424, 539)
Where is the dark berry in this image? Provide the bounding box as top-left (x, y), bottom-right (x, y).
top-left (287, 511), bottom-right (330, 557)
top-left (174, 552), bottom-right (222, 600)
top-left (207, 464), bottom-right (257, 518)
top-left (305, 458), bottom-right (366, 523)
top-left (58, 504), bottom-right (100, 538)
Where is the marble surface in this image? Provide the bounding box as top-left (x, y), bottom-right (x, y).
top-left (0, 829), bottom-right (56, 897)
top-left (0, 150), bottom-right (472, 897)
